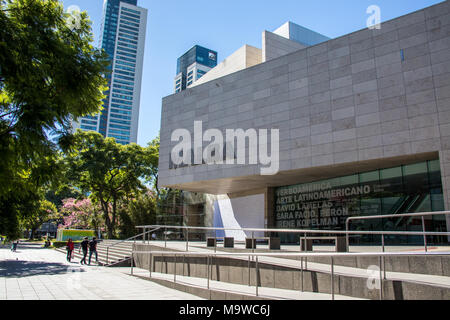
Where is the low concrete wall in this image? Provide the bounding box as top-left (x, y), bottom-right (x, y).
top-left (132, 244), bottom-right (450, 300)
top-left (288, 255), bottom-right (450, 277)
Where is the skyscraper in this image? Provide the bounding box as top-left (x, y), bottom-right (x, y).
top-left (174, 45), bottom-right (217, 93)
top-left (73, 0), bottom-right (147, 145)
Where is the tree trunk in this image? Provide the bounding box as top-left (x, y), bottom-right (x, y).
top-left (111, 197), bottom-right (117, 238)
top-left (30, 228), bottom-right (36, 240)
top-left (100, 200), bottom-right (113, 239)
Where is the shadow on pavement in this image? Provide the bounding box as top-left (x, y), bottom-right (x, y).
top-left (0, 260), bottom-right (85, 278)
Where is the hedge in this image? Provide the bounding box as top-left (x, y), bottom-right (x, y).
top-left (52, 241), bottom-right (82, 249)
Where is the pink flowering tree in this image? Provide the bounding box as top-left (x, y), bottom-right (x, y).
top-left (59, 198), bottom-right (105, 232)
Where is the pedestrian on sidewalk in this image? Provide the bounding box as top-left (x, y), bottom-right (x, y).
top-left (11, 240), bottom-right (18, 252)
top-left (79, 237), bottom-right (89, 265)
top-left (88, 237), bottom-right (98, 265)
top-left (66, 238), bottom-right (75, 262)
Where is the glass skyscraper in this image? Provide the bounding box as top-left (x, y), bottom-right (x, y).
top-left (73, 0), bottom-right (148, 145)
top-left (174, 45), bottom-right (217, 93)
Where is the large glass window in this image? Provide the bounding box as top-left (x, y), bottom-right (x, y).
top-left (274, 160), bottom-right (447, 245)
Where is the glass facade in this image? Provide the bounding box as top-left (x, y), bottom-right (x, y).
top-left (274, 160), bottom-right (448, 245)
top-left (175, 45), bottom-right (217, 91)
top-left (99, 0), bottom-right (137, 138)
top-left (76, 0), bottom-right (143, 145)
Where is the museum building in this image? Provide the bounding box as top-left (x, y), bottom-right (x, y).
top-left (158, 1), bottom-right (450, 244)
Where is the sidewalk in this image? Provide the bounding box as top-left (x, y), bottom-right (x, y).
top-left (0, 243), bottom-right (203, 300)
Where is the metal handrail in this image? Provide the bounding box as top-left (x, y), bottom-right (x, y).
top-left (136, 224), bottom-right (450, 236)
top-left (131, 249), bottom-right (450, 300)
top-left (137, 210), bottom-right (450, 253)
top-left (136, 224), bottom-right (450, 254)
top-left (105, 227), bottom-right (161, 265)
top-left (345, 211), bottom-right (450, 252)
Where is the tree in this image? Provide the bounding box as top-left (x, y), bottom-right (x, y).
top-left (145, 135), bottom-right (160, 196)
top-left (62, 131), bottom-right (151, 238)
top-left (0, 184), bottom-right (42, 239)
top-left (0, 0), bottom-right (109, 235)
top-left (118, 190), bottom-right (157, 238)
top-left (59, 198), bottom-right (104, 232)
top-left (46, 185), bottom-right (82, 209)
top-left (20, 199), bottom-right (57, 239)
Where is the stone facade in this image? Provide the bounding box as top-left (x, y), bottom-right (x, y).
top-left (262, 30), bottom-right (306, 62)
top-left (159, 1), bottom-right (450, 228)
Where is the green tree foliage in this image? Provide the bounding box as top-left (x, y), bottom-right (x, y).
top-left (145, 135), bottom-right (160, 195)
top-left (45, 185), bottom-right (82, 209)
top-left (0, 0), bottom-right (109, 237)
top-left (20, 199), bottom-right (57, 239)
top-left (118, 190), bottom-right (157, 238)
top-left (62, 130), bottom-right (152, 239)
top-left (0, 185), bottom-right (42, 239)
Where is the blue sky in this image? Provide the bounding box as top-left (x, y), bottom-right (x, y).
top-left (59, 0), bottom-right (443, 146)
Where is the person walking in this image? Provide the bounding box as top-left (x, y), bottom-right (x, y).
top-left (88, 237), bottom-right (98, 265)
top-left (11, 241), bottom-right (18, 252)
top-left (66, 238), bottom-right (75, 262)
top-left (79, 237), bottom-right (89, 265)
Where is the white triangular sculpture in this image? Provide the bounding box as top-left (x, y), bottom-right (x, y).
top-left (214, 198), bottom-right (247, 241)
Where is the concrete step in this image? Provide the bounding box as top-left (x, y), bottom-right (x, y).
top-left (55, 247), bottom-right (131, 266)
top-left (56, 240), bottom-right (135, 266)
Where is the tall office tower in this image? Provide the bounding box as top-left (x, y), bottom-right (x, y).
top-left (73, 0), bottom-right (147, 145)
top-left (174, 45), bottom-right (217, 93)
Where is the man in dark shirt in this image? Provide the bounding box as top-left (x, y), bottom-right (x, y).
top-left (79, 237), bottom-right (89, 265)
top-left (88, 237), bottom-right (98, 265)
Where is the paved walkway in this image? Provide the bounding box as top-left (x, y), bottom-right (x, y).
top-left (0, 243), bottom-right (203, 300)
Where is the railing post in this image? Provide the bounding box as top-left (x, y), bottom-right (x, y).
top-left (300, 257), bottom-right (304, 293)
top-left (130, 252), bottom-right (134, 275)
top-left (382, 234), bottom-right (386, 280)
top-left (164, 228), bottom-right (167, 248)
top-left (304, 233), bottom-right (307, 252)
top-left (331, 257), bottom-right (334, 301)
top-left (149, 253), bottom-right (152, 278)
top-left (174, 254), bottom-right (177, 283)
top-left (186, 228), bottom-right (189, 252)
top-left (422, 216), bottom-right (428, 253)
top-left (106, 247), bottom-right (109, 265)
top-left (346, 219), bottom-right (350, 253)
top-left (255, 255), bottom-right (259, 297)
top-left (162, 252), bottom-right (166, 274)
top-left (252, 231), bottom-right (255, 256)
top-left (379, 256), bottom-right (383, 300)
top-left (143, 228), bottom-right (146, 244)
top-left (207, 255), bottom-right (210, 289)
top-left (248, 255), bottom-right (251, 286)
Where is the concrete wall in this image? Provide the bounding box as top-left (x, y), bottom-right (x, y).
top-left (160, 1), bottom-right (450, 228)
top-left (192, 45), bottom-right (262, 87)
top-left (133, 244), bottom-right (450, 300)
top-left (273, 21), bottom-right (330, 46)
top-left (262, 31), bottom-right (306, 62)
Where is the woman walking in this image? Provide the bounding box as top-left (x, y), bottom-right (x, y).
top-left (66, 238), bottom-right (74, 262)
